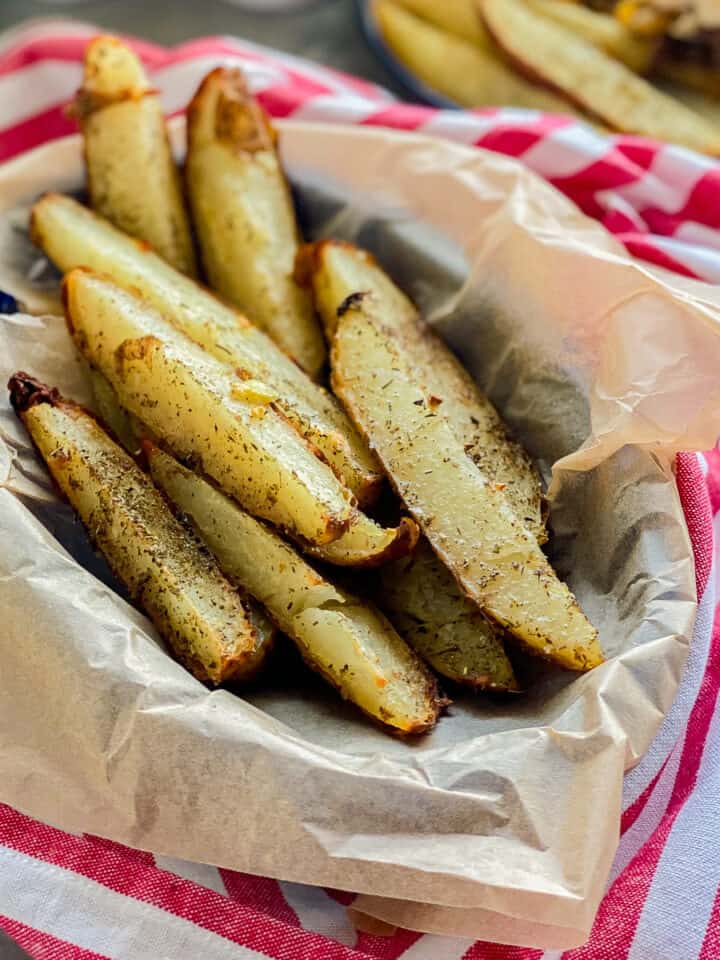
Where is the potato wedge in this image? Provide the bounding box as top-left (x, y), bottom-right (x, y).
top-left (303, 512), bottom-right (420, 567)
top-left (73, 36), bottom-right (197, 276)
top-left (86, 364), bottom-right (141, 455)
top-left (300, 240), bottom-right (546, 544)
top-left (331, 299), bottom-right (602, 671)
top-left (478, 0), bottom-right (720, 153)
top-left (379, 541), bottom-right (518, 690)
top-left (64, 269), bottom-right (354, 545)
top-left (30, 194), bottom-right (381, 506)
top-left (373, 0), bottom-right (580, 112)
top-left (395, 0), bottom-right (489, 45)
top-left (529, 0), bottom-right (658, 72)
top-left (186, 68), bottom-right (325, 379)
top-left (146, 444), bottom-right (443, 734)
top-left (8, 373), bottom-right (266, 686)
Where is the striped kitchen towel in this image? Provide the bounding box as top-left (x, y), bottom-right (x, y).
top-left (0, 19), bottom-right (718, 960)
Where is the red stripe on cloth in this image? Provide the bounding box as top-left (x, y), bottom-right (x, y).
top-left (699, 884), bottom-right (720, 960)
top-left (0, 806), bottom-right (365, 959)
top-left (677, 451), bottom-right (715, 598)
top-left (620, 235), bottom-right (701, 279)
top-left (0, 103), bottom-right (76, 163)
top-left (475, 113), bottom-right (572, 156)
top-left (703, 447), bottom-right (720, 515)
top-left (353, 929), bottom-right (421, 960)
top-left (611, 137), bottom-right (659, 172)
top-left (0, 917), bottom-right (110, 960)
top-left (361, 104), bottom-right (433, 131)
top-left (219, 869), bottom-right (298, 928)
top-left (463, 943), bottom-right (543, 959)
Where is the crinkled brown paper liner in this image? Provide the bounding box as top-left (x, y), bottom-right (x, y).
top-left (0, 121), bottom-right (718, 949)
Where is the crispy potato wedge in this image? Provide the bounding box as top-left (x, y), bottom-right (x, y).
top-left (478, 0), bottom-right (720, 153)
top-left (146, 444), bottom-right (443, 734)
top-left (186, 68), bottom-right (326, 379)
top-left (8, 373), bottom-right (266, 685)
top-left (331, 299), bottom-right (602, 671)
top-left (372, 0), bottom-right (581, 112)
top-left (300, 240), bottom-right (546, 543)
top-left (529, 0), bottom-right (658, 72)
top-left (64, 269), bottom-right (354, 545)
top-left (303, 512), bottom-right (420, 567)
top-left (73, 36), bottom-right (197, 276)
top-left (379, 541), bottom-right (518, 690)
top-left (31, 194), bottom-right (381, 505)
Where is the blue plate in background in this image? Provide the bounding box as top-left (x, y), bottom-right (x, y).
top-left (355, 0), bottom-right (460, 109)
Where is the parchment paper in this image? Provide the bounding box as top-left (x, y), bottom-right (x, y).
top-left (0, 122), bottom-right (717, 949)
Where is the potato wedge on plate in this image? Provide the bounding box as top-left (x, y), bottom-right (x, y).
top-left (186, 68), bottom-right (326, 379)
top-left (331, 297), bottom-right (602, 671)
top-left (372, 0), bottom-right (581, 112)
top-left (379, 541), bottom-right (518, 690)
top-left (478, 0), bottom-right (720, 153)
top-left (8, 374), bottom-right (267, 686)
top-left (73, 36), bottom-right (197, 276)
top-left (300, 239), bottom-right (546, 544)
top-left (146, 444), bottom-right (444, 734)
top-left (64, 269), bottom-right (354, 546)
top-left (31, 194), bottom-right (381, 506)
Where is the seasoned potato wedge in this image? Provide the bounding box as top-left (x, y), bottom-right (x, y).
top-left (64, 269), bottom-right (354, 545)
top-left (146, 444), bottom-right (444, 733)
top-left (186, 68), bottom-right (326, 379)
top-left (304, 512), bottom-right (419, 568)
top-left (31, 194), bottom-right (381, 505)
top-left (300, 240), bottom-right (546, 543)
top-left (372, 0), bottom-right (580, 112)
top-left (395, 0), bottom-right (489, 45)
top-left (379, 541), bottom-right (518, 690)
top-left (331, 299), bottom-right (602, 671)
top-left (73, 36), bottom-right (197, 276)
top-left (478, 0), bottom-right (720, 153)
top-left (529, 0), bottom-right (657, 72)
top-left (8, 373), bottom-right (266, 686)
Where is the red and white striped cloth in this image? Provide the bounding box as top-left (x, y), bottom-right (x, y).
top-left (0, 19), bottom-right (718, 960)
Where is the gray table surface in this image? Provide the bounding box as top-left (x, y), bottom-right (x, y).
top-left (0, 0), bottom-right (404, 94)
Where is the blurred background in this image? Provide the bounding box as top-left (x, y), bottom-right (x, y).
top-left (0, 0), bottom-right (402, 93)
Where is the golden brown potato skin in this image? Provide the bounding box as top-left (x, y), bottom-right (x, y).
top-left (147, 444), bottom-right (445, 734)
top-left (300, 239), bottom-right (547, 544)
top-left (331, 299), bottom-right (603, 672)
top-left (74, 36), bottom-right (197, 276)
top-left (30, 193), bottom-right (381, 507)
top-left (63, 269), bottom-right (355, 546)
top-left (186, 68), bottom-right (326, 378)
top-left (8, 372), bottom-right (266, 686)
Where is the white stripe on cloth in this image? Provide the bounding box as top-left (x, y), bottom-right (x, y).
top-left (289, 94), bottom-right (381, 125)
top-left (398, 934), bottom-right (477, 959)
top-left (0, 17), bottom-right (95, 55)
top-left (627, 690), bottom-right (720, 960)
top-left (153, 854), bottom-right (227, 896)
top-left (278, 882), bottom-right (357, 947)
top-left (0, 59), bottom-right (80, 128)
top-left (0, 847), bottom-right (267, 960)
top-left (622, 562), bottom-right (716, 808)
top-left (647, 235), bottom-right (720, 284)
top-left (698, 453), bottom-right (709, 477)
top-left (417, 111), bottom-right (500, 146)
top-left (674, 222), bottom-right (720, 254)
top-left (521, 122), bottom-right (612, 179)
